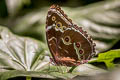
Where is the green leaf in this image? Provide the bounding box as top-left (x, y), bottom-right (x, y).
top-left (0, 26), bottom-right (108, 80)
top-left (74, 64), bottom-right (107, 76)
top-left (0, 26), bottom-right (47, 71)
top-left (0, 26), bottom-right (52, 79)
top-left (0, 26), bottom-right (79, 80)
top-left (89, 49), bottom-right (120, 69)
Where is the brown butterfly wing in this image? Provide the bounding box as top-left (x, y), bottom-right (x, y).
top-left (58, 26), bottom-right (93, 59)
top-left (46, 5), bottom-right (71, 63)
top-left (46, 5), bottom-right (96, 67)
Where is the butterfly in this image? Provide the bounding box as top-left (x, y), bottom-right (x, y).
top-left (46, 5), bottom-right (96, 67)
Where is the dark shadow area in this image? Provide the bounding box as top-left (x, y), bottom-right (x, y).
top-left (8, 77), bottom-right (64, 80)
top-left (110, 40), bottom-right (120, 50)
top-left (90, 62), bottom-right (107, 70)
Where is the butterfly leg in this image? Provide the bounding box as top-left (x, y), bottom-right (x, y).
top-left (56, 61), bottom-right (65, 73)
top-left (61, 63), bottom-right (67, 73)
top-left (47, 62), bottom-right (51, 72)
top-left (61, 62), bottom-right (69, 73)
top-left (64, 65), bottom-right (69, 73)
top-left (50, 57), bottom-right (63, 72)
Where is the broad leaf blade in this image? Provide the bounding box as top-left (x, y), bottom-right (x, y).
top-left (74, 64), bottom-right (107, 76)
top-left (0, 26), bottom-right (79, 80)
top-left (0, 26), bottom-right (47, 71)
top-left (0, 26), bottom-right (55, 80)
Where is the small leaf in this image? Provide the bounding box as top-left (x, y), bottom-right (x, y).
top-left (89, 49), bottom-right (120, 69)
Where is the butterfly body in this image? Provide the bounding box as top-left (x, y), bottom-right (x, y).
top-left (46, 5), bottom-right (96, 67)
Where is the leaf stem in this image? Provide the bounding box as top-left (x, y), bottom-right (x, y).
top-left (26, 76), bottom-right (31, 80)
top-left (68, 66), bottom-right (76, 73)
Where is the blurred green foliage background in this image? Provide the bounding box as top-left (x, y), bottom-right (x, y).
top-left (0, 0), bottom-right (120, 53)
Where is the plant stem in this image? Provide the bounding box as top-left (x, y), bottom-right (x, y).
top-left (26, 76), bottom-right (31, 80)
top-left (68, 66), bottom-right (76, 73)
